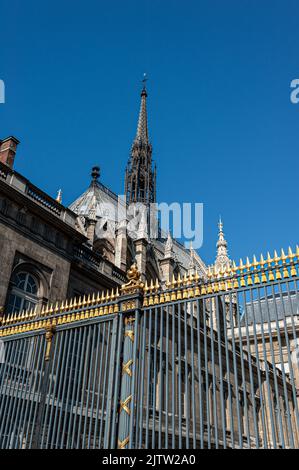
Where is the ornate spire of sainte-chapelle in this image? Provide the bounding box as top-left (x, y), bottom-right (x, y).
top-left (125, 77), bottom-right (156, 205)
top-left (135, 82), bottom-right (149, 145)
top-left (214, 217), bottom-right (231, 272)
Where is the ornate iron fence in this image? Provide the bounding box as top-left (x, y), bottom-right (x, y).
top-left (0, 248), bottom-right (299, 449)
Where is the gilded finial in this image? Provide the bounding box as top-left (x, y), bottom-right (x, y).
top-left (121, 263), bottom-right (144, 294)
top-left (56, 189), bottom-right (62, 204)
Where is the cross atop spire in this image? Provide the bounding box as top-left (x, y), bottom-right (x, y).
top-left (214, 217), bottom-right (231, 272)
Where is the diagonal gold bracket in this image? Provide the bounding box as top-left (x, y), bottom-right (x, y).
top-left (118, 436), bottom-right (130, 449)
top-left (120, 395), bottom-right (132, 415)
top-left (125, 330), bottom-right (134, 342)
top-left (122, 359), bottom-right (133, 377)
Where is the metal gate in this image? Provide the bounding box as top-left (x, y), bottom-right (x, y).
top-left (0, 248), bottom-right (299, 449)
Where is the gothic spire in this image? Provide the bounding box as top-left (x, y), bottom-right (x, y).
top-left (214, 217), bottom-right (231, 272)
top-left (125, 80), bottom-right (156, 205)
top-left (135, 85), bottom-right (149, 145)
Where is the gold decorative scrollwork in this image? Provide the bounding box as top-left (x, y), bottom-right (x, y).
top-left (117, 436), bottom-right (130, 449)
top-left (124, 330), bottom-right (134, 342)
top-left (119, 395), bottom-right (132, 415)
top-left (122, 359), bottom-right (133, 377)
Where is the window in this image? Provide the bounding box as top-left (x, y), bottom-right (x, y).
top-left (6, 271), bottom-right (39, 314)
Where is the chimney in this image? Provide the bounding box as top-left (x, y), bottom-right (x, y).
top-left (0, 136), bottom-right (20, 168)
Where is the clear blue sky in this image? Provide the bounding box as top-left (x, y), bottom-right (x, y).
top-left (1, 0), bottom-right (298, 265)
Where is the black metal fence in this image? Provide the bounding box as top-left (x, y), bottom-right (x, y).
top-left (0, 249), bottom-right (299, 449)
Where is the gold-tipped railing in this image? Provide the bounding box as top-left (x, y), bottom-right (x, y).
top-left (0, 289), bottom-right (120, 337)
top-left (142, 246), bottom-right (299, 307)
top-left (0, 246), bottom-right (298, 336)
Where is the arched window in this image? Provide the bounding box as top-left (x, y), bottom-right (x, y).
top-left (6, 271), bottom-right (39, 314)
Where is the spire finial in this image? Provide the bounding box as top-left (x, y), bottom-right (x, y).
top-left (214, 217), bottom-right (231, 272)
top-left (56, 189), bottom-right (62, 204)
top-left (142, 72), bottom-right (148, 94)
top-left (91, 166), bottom-right (100, 185)
top-left (218, 215), bottom-right (223, 232)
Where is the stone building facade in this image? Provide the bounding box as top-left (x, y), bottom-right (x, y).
top-left (0, 86), bottom-right (206, 320)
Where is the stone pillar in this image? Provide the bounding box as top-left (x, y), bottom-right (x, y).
top-left (115, 225), bottom-right (127, 272)
top-left (86, 219), bottom-right (96, 245)
top-left (134, 238), bottom-right (147, 280)
top-left (160, 233), bottom-right (176, 284)
top-left (160, 257), bottom-right (175, 284)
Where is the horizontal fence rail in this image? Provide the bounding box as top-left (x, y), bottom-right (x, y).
top-left (0, 248), bottom-right (299, 448)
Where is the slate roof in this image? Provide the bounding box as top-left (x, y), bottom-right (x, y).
top-left (69, 181), bottom-right (207, 275)
top-left (244, 291), bottom-right (299, 325)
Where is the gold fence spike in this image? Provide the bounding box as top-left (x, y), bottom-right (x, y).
top-left (273, 250), bottom-right (280, 264)
top-left (281, 248), bottom-right (286, 261)
top-left (287, 246), bottom-right (295, 263)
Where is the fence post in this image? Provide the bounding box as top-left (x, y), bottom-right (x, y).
top-left (117, 264), bottom-right (144, 450)
top-left (31, 321), bottom-right (56, 449)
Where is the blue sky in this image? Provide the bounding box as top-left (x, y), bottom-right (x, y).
top-left (0, 0), bottom-right (298, 265)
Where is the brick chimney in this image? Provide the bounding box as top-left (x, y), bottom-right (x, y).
top-left (0, 136), bottom-right (20, 168)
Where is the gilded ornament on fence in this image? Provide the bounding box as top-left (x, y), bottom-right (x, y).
top-left (121, 263), bottom-right (144, 294)
top-left (45, 324), bottom-right (56, 361)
